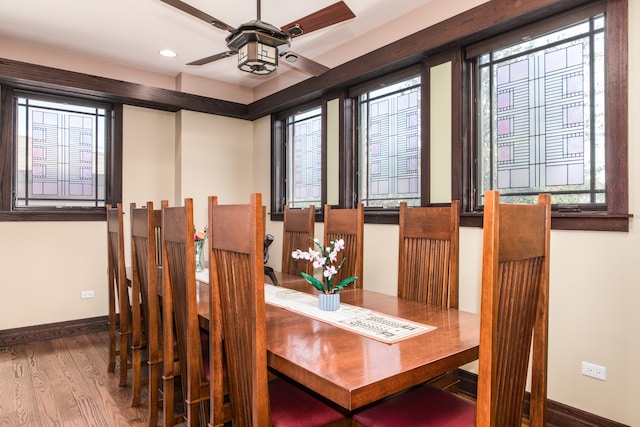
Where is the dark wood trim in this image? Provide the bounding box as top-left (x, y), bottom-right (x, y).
top-left (460, 212), bottom-right (632, 232)
top-left (0, 211), bottom-right (107, 222)
top-left (0, 316), bottom-right (109, 347)
top-left (457, 0), bottom-right (629, 232)
top-left (604, 0), bottom-right (629, 217)
top-left (108, 103), bottom-right (123, 207)
top-left (457, 369), bottom-right (630, 427)
top-left (0, 86), bottom-right (15, 212)
top-left (262, 0), bottom-right (629, 232)
top-left (270, 114), bottom-right (285, 216)
top-left (246, 0), bottom-right (595, 120)
top-left (339, 92), bottom-right (356, 208)
top-left (421, 58), bottom-right (431, 206)
top-left (0, 57), bottom-right (248, 119)
top-left (270, 101), bottom-right (325, 216)
top-left (0, 89), bottom-right (122, 222)
top-left (321, 98), bottom-right (329, 210)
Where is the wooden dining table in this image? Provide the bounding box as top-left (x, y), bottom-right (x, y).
top-left (195, 271), bottom-right (480, 411)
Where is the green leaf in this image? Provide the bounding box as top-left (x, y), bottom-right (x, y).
top-left (300, 272), bottom-right (325, 293)
top-left (334, 276), bottom-right (358, 292)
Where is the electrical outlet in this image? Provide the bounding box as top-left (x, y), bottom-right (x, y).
top-left (81, 290), bottom-right (94, 299)
top-left (581, 361), bottom-right (606, 380)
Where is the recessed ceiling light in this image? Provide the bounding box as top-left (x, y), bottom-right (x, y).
top-left (158, 49), bottom-right (177, 58)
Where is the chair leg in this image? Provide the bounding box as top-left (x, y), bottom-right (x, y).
top-left (148, 362), bottom-right (160, 426)
top-left (131, 345), bottom-right (142, 406)
top-left (108, 289), bottom-right (118, 373)
top-left (163, 374), bottom-right (176, 427)
top-left (118, 332), bottom-right (130, 387)
top-left (179, 398), bottom-right (209, 427)
top-left (185, 400), bottom-right (200, 427)
top-left (108, 318), bottom-right (117, 373)
top-left (199, 401), bottom-right (209, 427)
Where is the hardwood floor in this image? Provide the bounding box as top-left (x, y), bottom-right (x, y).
top-left (0, 330), bottom-right (531, 427)
top-left (0, 330), bottom-right (162, 426)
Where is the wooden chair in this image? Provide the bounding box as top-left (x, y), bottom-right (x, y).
top-left (281, 204), bottom-right (315, 276)
top-left (106, 203), bottom-right (131, 387)
top-left (398, 201), bottom-right (460, 307)
top-left (323, 203), bottom-right (364, 288)
top-left (397, 201), bottom-right (460, 390)
top-left (130, 201), bottom-right (169, 421)
top-left (353, 191), bottom-right (551, 427)
top-left (162, 199), bottom-right (210, 427)
top-left (208, 193), bottom-right (346, 427)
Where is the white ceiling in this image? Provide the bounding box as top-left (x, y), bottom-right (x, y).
top-left (0, 0), bottom-right (442, 93)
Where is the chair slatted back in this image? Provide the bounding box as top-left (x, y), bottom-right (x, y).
top-left (106, 203), bottom-right (130, 385)
top-left (130, 202), bottom-right (160, 349)
top-left (281, 205), bottom-right (315, 276)
top-left (476, 191), bottom-right (550, 427)
top-left (323, 204), bottom-right (364, 288)
top-left (397, 201), bottom-right (460, 308)
top-left (162, 198), bottom-right (209, 426)
top-left (130, 201), bottom-right (166, 412)
top-left (209, 194), bottom-right (267, 426)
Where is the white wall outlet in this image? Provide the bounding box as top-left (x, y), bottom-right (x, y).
top-left (81, 290), bottom-right (94, 299)
top-left (581, 361), bottom-right (606, 381)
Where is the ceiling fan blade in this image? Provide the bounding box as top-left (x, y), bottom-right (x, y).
top-left (280, 1), bottom-right (355, 39)
top-left (281, 51), bottom-right (329, 76)
top-left (160, 0), bottom-right (236, 32)
top-left (187, 51), bottom-right (237, 66)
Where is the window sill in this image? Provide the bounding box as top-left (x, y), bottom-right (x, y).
top-left (461, 212), bottom-right (631, 232)
top-left (271, 209), bottom-right (631, 232)
top-left (0, 211), bottom-right (106, 222)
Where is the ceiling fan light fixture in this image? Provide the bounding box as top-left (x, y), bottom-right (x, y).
top-left (226, 21), bottom-right (290, 75)
top-left (238, 41), bottom-right (278, 75)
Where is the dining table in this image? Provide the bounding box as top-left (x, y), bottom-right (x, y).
top-left (195, 270), bottom-right (480, 411)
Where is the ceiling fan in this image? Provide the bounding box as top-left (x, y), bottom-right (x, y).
top-left (160, 0), bottom-right (355, 76)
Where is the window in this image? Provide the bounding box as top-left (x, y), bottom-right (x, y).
top-left (285, 106), bottom-right (322, 208)
top-left (471, 7), bottom-right (607, 208)
top-left (269, 1), bottom-right (627, 230)
top-left (463, 1), bottom-right (629, 231)
top-left (15, 92), bottom-right (107, 209)
top-left (352, 68), bottom-right (421, 208)
top-left (271, 103), bottom-right (324, 215)
top-left (0, 85), bottom-right (122, 221)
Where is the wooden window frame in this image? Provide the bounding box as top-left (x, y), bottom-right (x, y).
top-left (271, 100), bottom-right (326, 221)
top-left (348, 65), bottom-right (423, 211)
top-left (0, 85), bottom-right (122, 221)
top-left (459, 0), bottom-right (628, 231)
top-left (334, 0), bottom-right (628, 230)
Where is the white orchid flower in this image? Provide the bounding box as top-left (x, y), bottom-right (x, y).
top-left (313, 257), bottom-right (327, 269)
top-left (324, 265), bottom-right (337, 279)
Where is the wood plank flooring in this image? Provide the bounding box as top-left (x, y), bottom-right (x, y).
top-left (0, 330), bottom-right (159, 426)
top-left (0, 330), bottom-right (529, 427)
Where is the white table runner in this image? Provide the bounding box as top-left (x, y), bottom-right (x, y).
top-left (264, 284), bottom-right (436, 344)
